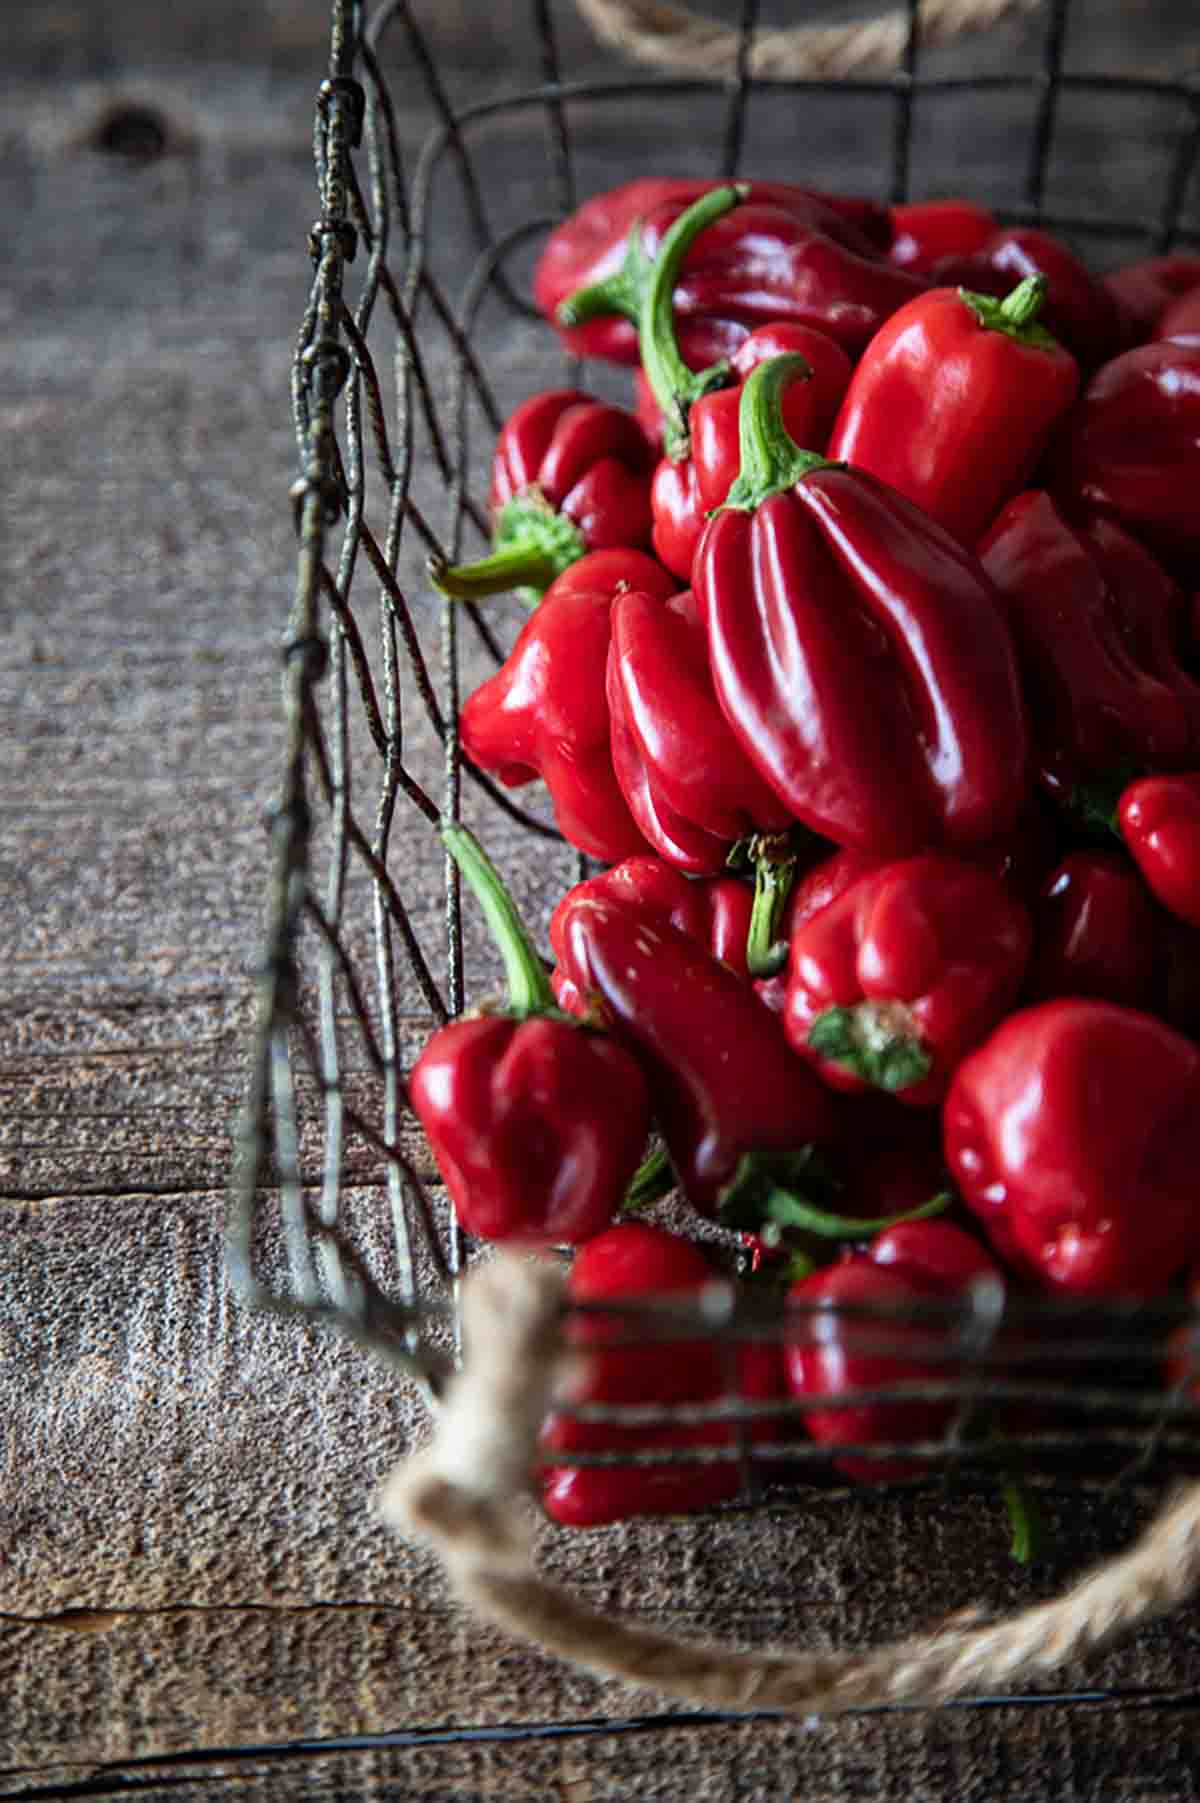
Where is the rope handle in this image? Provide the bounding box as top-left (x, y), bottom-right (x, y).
top-left (380, 1254), bottom-right (1200, 1715)
top-left (572, 0), bottom-right (1042, 82)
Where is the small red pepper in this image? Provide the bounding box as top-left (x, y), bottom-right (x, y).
top-left (548, 855), bottom-right (754, 1015)
top-left (556, 892), bottom-right (839, 1218)
top-left (826, 276), bottom-right (1079, 547)
top-left (1024, 850), bottom-right (1164, 1012)
top-left (754, 848), bottom-right (886, 1015)
top-left (606, 586), bottom-right (800, 970)
top-left (696, 354), bottom-right (1029, 853)
top-left (542, 179), bottom-right (923, 369)
top-left (408, 827), bottom-right (650, 1245)
top-left (1102, 253), bottom-right (1200, 343)
top-left (1158, 284), bottom-right (1200, 345)
top-left (430, 389), bottom-right (656, 604)
top-left (887, 198), bottom-right (997, 273)
top-left (785, 1220), bottom-right (1003, 1482)
top-left (1118, 772), bottom-right (1200, 928)
top-left (929, 226), bottom-right (1127, 370)
top-left (1048, 341), bottom-right (1200, 585)
top-left (541, 1222), bottom-right (785, 1526)
top-left (457, 548), bottom-right (677, 862)
top-left (781, 853), bottom-right (1031, 1105)
top-left (944, 998), bottom-right (1200, 1296)
top-left (979, 491), bottom-right (1200, 805)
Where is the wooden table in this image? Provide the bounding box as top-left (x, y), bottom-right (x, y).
top-left (5, 2), bottom-right (1200, 1795)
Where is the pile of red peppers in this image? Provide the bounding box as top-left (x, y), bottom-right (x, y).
top-left (409, 181), bottom-right (1200, 1534)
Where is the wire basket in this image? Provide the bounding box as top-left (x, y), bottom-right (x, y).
top-left (227, 0), bottom-right (1200, 1506)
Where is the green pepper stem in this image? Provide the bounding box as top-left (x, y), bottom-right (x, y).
top-left (441, 824), bottom-right (553, 1016)
top-left (428, 496), bottom-right (587, 606)
top-left (721, 353), bottom-right (829, 514)
top-left (807, 1002), bottom-right (933, 1093)
top-left (958, 275), bottom-right (1060, 351)
top-left (637, 185), bottom-right (747, 461)
top-left (1001, 1477), bottom-right (1044, 1565)
top-left (744, 838), bottom-right (799, 979)
top-left (757, 1187), bottom-right (951, 1240)
top-left (622, 1141), bottom-right (676, 1213)
top-left (556, 227), bottom-right (646, 328)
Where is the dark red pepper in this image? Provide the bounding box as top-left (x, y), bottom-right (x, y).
top-left (1024, 850), bottom-right (1164, 1012)
top-left (929, 226), bottom-right (1127, 370)
top-left (1102, 253), bottom-right (1200, 343)
top-left (782, 853), bottom-right (1031, 1105)
top-left (541, 1222), bottom-right (786, 1526)
top-left (785, 1220), bottom-right (1003, 1481)
top-left (549, 855), bottom-right (754, 1016)
top-left (754, 848), bottom-right (886, 1015)
top-left (887, 198), bottom-right (997, 273)
top-left (556, 892), bottom-right (839, 1218)
top-left (457, 548), bottom-right (677, 862)
top-left (978, 491), bottom-right (1200, 805)
top-left (826, 276), bottom-right (1079, 547)
top-left (606, 586), bottom-right (801, 971)
top-left (542, 179), bottom-right (923, 369)
top-left (944, 999), bottom-right (1200, 1296)
top-left (408, 827), bottom-right (650, 1245)
top-left (697, 354), bottom-right (1029, 853)
top-left (430, 388), bottom-right (657, 604)
top-left (1048, 341), bottom-right (1200, 585)
top-left (1118, 772), bottom-right (1200, 928)
top-left (1159, 285), bottom-right (1200, 345)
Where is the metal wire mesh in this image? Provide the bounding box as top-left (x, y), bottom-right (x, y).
top-left (227, 0), bottom-right (1200, 1493)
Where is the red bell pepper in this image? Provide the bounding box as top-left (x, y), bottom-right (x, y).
top-left (785, 1220), bottom-right (1003, 1481)
top-left (696, 354), bottom-right (1029, 854)
top-left (887, 198), bottom-right (997, 273)
top-left (1159, 285), bottom-right (1200, 345)
top-left (457, 547), bottom-right (676, 862)
top-left (541, 1222), bottom-right (786, 1526)
top-left (549, 855), bottom-right (755, 1015)
top-left (943, 998), bottom-right (1200, 1296)
top-left (1048, 341), bottom-right (1200, 585)
top-left (929, 226), bottom-right (1128, 370)
top-left (1102, 253), bottom-right (1200, 343)
top-left (1024, 850), bottom-right (1163, 1013)
top-left (430, 388), bottom-right (656, 604)
top-left (408, 827), bottom-right (650, 1245)
top-left (754, 848), bottom-right (886, 1015)
top-left (826, 276), bottom-right (1079, 547)
top-left (542, 178), bottom-right (923, 369)
top-left (979, 491), bottom-right (1200, 806)
top-left (556, 891), bottom-right (840, 1218)
top-left (1118, 772), bottom-right (1200, 928)
top-left (781, 853), bottom-right (1031, 1105)
top-left (606, 586), bottom-right (802, 971)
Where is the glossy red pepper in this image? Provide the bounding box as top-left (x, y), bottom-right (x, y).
top-left (697, 355), bottom-right (1029, 853)
top-left (1158, 284), bottom-right (1200, 345)
top-left (929, 226), bottom-right (1128, 370)
top-left (1024, 850), bottom-right (1163, 1012)
top-left (785, 1220), bottom-right (1002, 1481)
top-left (979, 491), bottom-right (1200, 805)
top-left (408, 827), bottom-right (651, 1245)
top-left (1048, 341), bottom-right (1200, 584)
top-left (1118, 772), bottom-right (1200, 928)
top-left (755, 848), bottom-right (885, 1015)
top-left (540, 178), bottom-right (923, 369)
top-left (607, 586), bottom-right (803, 970)
top-left (556, 892), bottom-right (839, 1218)
top-left (887, 198), bottom-right (997, 273)
top-left (541, 1222), bottom-right (786, 1526)
top-left (457, 548), bottom-right (676, 862)
top-left (430, 389), bottom-right (656, 604)
top-left (1102, 253), bottom-right (1200, 342)
top-left (782, 853), bottom-right (1031, 1105)
top-left (826, 276), bottom-right (1079, 546)
top-left (944, 999), bottom-right (1200, 1296)
top-left (549, 855), bottom-right (754, 1015)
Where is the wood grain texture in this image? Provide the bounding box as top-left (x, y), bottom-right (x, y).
top-left (5, 0), bottom-right (1200, 1791)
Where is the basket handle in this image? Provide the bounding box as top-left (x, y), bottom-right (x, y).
top-left (572, 0), bottom-right (1042, 82)
top-left (380, 1254), bottom-right (1200, 1715)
